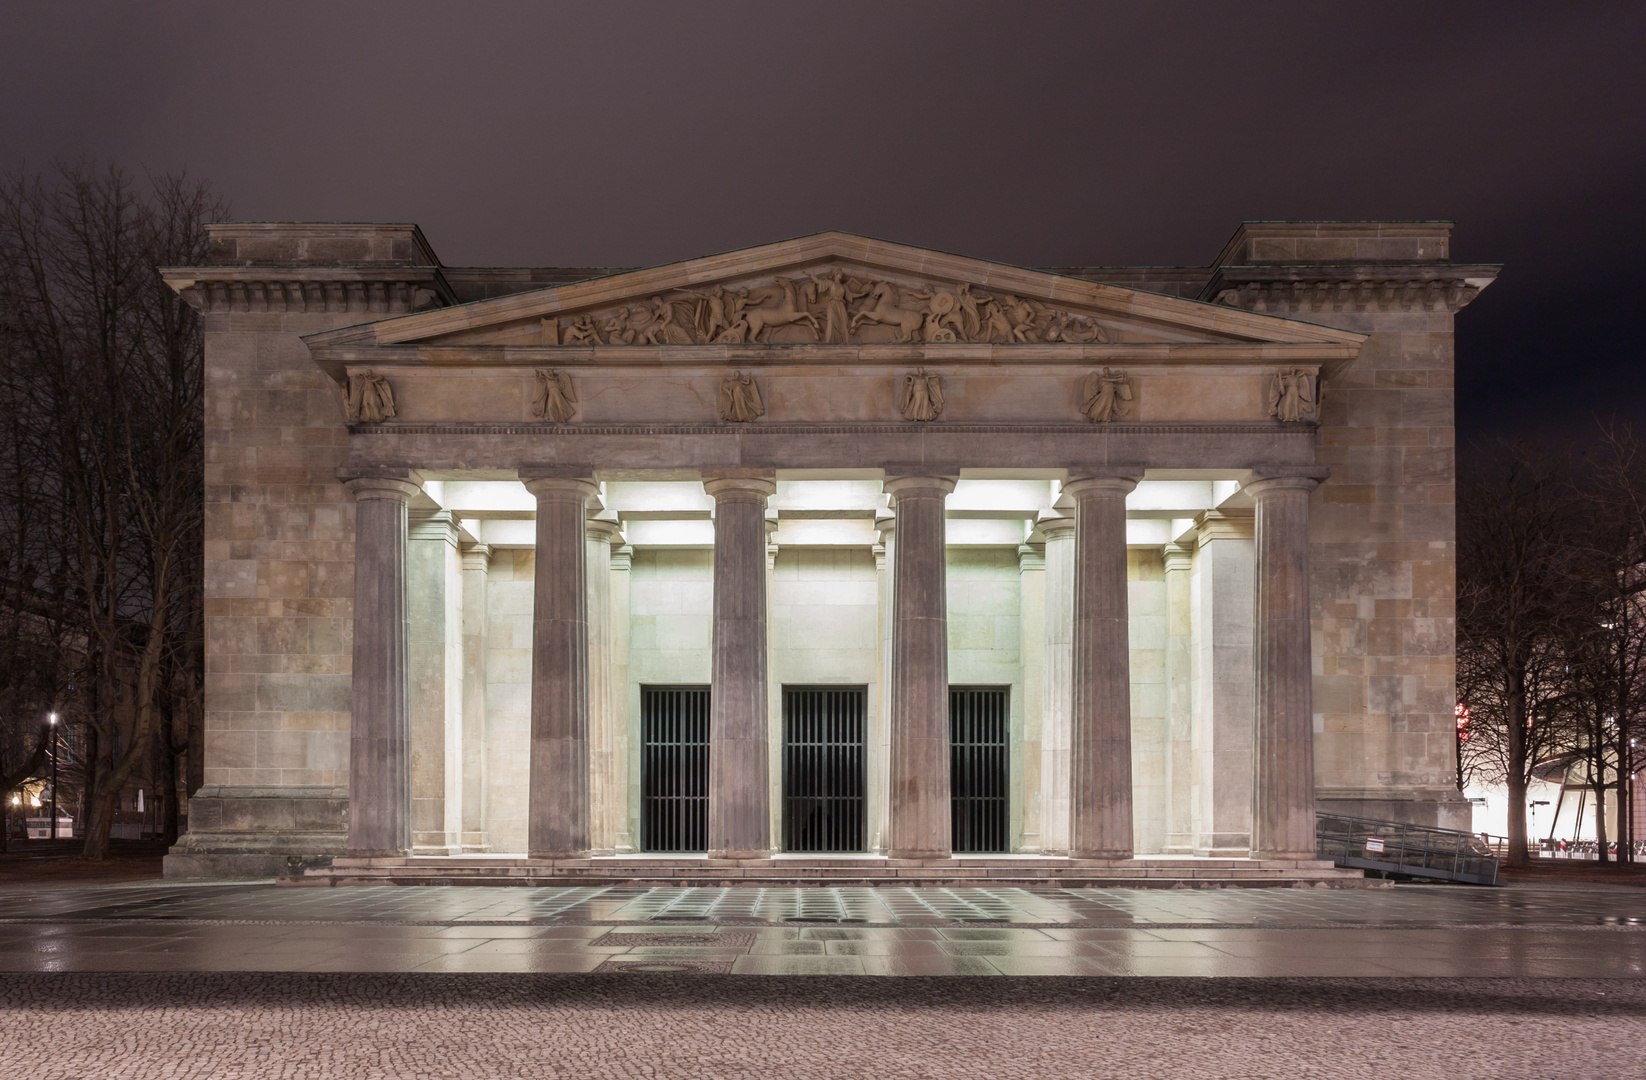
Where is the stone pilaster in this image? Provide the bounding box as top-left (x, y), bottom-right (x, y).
top-left (1066, 474), bottom-right (1139, 860)
top-left (585, 519), bottom-right (622, 855)
top-left (522, 475), bottom-right (599, 858)
top-left (883, 475), bottom-right (956, 860)
top-left (1037, 515), bottom-right (1075, 855)
top-left (1245, 470), bottom-right (1328, 859)
top-left (408, 509), bottom-right (462, 854)
top-left (1016, 542), bottom-right (1046, 852)
top-left (703, 474), bottom-right (777, 859)
top-left (458, 544), bottom-right (491, 852)
top-left (341, 473), bottom-right (420, 856)
top-left (1189, 512), bottom-right (1257, 856)
top-left (1162, 542), bottom-right (1195, 855)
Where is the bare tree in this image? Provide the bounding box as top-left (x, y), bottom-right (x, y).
top-left (1457, 441), bottom-right (1582, 866)
top-left (0, 163), bottom-right (221, 859)
top-left (1576, 424), bottom-right (1646, 863)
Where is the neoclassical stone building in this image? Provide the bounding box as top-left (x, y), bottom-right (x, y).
top-left (161, 222), bottom-right (1496, 882)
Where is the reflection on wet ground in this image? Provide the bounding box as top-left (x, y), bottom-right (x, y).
top-left (0, 882), bottom-right (1640, 975)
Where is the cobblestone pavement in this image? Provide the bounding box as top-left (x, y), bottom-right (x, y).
top-left (0, 882), bottom-right (1642, 977)
top-left (1, 973), bottom-right (1641, 1079)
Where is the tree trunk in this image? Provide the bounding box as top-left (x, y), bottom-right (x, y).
top-left (157, 730), bottom-right (179, 845)
top-left (1504, 667), bottom-right (1530, 867)
top-left (80, 785), bottom-right (120, 860)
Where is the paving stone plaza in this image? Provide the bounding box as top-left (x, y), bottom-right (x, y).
top-left (2, 882), bottom-right (1644, 1077)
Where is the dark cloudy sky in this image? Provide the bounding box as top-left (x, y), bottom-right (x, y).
top-left (3, 1), bottom-right (1643, 441)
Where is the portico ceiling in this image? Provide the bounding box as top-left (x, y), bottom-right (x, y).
top-left (426, 477), bottom-right (1244, 551)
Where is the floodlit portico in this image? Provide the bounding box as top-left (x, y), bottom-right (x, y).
top-left (162, 222), bottom-right (1494, 886)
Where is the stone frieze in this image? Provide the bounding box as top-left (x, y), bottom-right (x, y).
top-left (547, 266), bottom-right (1118, 346)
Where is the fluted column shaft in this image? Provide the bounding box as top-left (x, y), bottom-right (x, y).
top-left (884, 475), bottom-right (956, 859)
top-left (704, 475), bottom-right (776, 859)
top-left (523, 476), bottom-right (599, 858)
top-left (343, 474), bottom-right (421, 856)
top-left (1245, 472), bottom-right (1324, 859)
top-left (1067, 475), bottom-right (1139, 859)
top-left (1038, 516), bottom-right (1076, 855)
top-left (459, 544), bottom-right (491, 852)
top-left (586, 520), bottom-right (621, 855)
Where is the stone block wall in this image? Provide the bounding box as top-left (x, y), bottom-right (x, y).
top-left (1202, 222), bottom-right (1489, 829)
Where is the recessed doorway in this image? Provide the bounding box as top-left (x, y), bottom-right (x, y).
top-left (950, 686), bottom-right (1009, 853)
top-left (782, 686), bottom-right (867, 853)
top-left (640, 686), bottom-right (710, 853)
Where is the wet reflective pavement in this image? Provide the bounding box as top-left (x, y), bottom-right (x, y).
top-left (1, 881), bottom-right (1642, 976)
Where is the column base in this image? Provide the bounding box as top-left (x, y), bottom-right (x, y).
top-left (1071, 849), bottom-right (1133, 860)
top-left (529, 849), bottom-right (591, 859)
top-left (1195, 846), bottom-right (1253, 858)
top-left (1252, 850), bottom-right (1317, 861)
top-left (709, 847), bottom-right (772, 860)
top-left (888, 848), bottom-right (951, 860)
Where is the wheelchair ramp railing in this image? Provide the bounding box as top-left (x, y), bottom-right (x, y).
top-left (1316, 811), bottom-right (1500, 885)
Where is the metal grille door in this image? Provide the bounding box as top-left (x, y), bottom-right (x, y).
top-left (640, 686), bottom-right (710, 852)
top-left (782, 687), bottom-right (866, 852)
top-left (950, 687), bottom-right (1009, 853)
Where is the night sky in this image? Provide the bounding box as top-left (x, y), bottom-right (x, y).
top-left (4, 2), bottom-right (1642, 443)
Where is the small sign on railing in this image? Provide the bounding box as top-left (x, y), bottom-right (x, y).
top-left (1364, 837), bottom-right (1385, 854)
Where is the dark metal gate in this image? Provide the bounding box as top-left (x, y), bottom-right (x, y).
top-left (640, 686), bottom-right (710, 852)
top-left (950, 687), bottom-right (1009, 853)
top-left (782, 686), bottom-right (866, 852)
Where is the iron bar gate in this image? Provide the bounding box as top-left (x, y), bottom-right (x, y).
top-left (640, 686), bottom-right (710, 852)
top-left (950, 687), bottom-right (1009, 853)
top-left (782, 686), bottom-right (867, 852)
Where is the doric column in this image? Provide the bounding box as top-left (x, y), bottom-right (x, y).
top-left (703, 473), bottom-right (777, 859)
top-left (1038, 515), bottom-right (1075, 855)
top-left (608, 543), bottom-right (635, 852)
top-left (408, 509), bottom-right (463, 854)
top-left (459, 544), bottom-right (491, 852)
top-left (341, 473), bottom-right (421, 856)
top-left (1243, 469), bottom-right (1327, 859)
top-left (585, 519), bottom-right (622, 855)
top-left (1190, 511), bottom-right (1256, 856)
top-left (883, 474), bottom-right (956, 859)
top-left (871, 518), bottom-right (894, 854)
top-left (522, 474), bottom-right (600, 858)
top-left (1066, 474), bottom-right (1139, 860)
top-left (1162, 542), bottom-right (1195, 854)
top-left (1017, 541), bottom-right (1047, 852)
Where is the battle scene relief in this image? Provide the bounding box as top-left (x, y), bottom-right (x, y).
top-left (546, 266), bottom-right (1119, 346)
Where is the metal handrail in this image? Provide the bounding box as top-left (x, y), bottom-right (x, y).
top-left (1316, 811), bottom-right (1500, 885)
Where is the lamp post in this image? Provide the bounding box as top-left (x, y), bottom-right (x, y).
top-left (48, 713), bottom-right (58, 841)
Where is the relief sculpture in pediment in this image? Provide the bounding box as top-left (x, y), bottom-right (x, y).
top-left (554, 267), bottom-right (1117, 346)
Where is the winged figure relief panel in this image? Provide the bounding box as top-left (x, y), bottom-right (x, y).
top-left (548, 267), bottom-right (1117, 346)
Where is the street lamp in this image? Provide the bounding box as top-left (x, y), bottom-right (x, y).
top-left (48, 713), bottom-right (58, 841)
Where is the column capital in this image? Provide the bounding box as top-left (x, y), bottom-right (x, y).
top-left (609, 544), bottom-right (633, 572)
top-left (882, 474), bottom-right (956, 501)
top-left (1162, 542), bottom-right (1194, 574)
top-left (338, 469), bottom-right (420, 503)
top-left (521, 475), bottom-right (600, 504)
top-left (1037, 513), bottom-right (1076, 539)
top-left (702, 472), bottom-right (777, 501)
top-left (585, 518), bottom-right (624, 545)
top-left (1194, 509), bottom-right (1255, 544)
top-left (460, 544), bottom-right (492, 573)
top-left (1063, 474), bottom-right (1141, 500)
top-left (1242, 466), bottom-right (1330, 499)
top-left (409, 509), bottom-right (460, 544)
top-left (1017, 543), bottom-right (1046, 573)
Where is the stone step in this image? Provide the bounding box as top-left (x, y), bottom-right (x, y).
top-left (291, 873), bottom-right (1379, 890)
top-left (293, 854), bottom-right (1371, 889)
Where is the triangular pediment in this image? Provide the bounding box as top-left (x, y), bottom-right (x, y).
top-left (306, 232), bottom-right (1364, 350)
